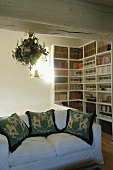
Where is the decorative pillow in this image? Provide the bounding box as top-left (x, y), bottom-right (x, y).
top-left (0, 113), bottom-right (29, 152)
top-left (64, 109), bottom-right (96, 145)
top-left (25, 109), bottom-right (59, 137)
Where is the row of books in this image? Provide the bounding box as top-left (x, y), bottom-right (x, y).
top-left (70, 84), bottom-right (83, 90)
top-left (86, 103), bottom-right (96, 114)
top-left (99, 84), bottom-right (111, 91)
top-left (84, 42), bottom-right (96, 52)
top-left (69, 101), bottom-right (83, 111)
top-left (55, 77), bottom-right (68, 83)
top-left (85, 85), bottom-right (96, 91)
top-left (54, 43), bottom-right (111, 60)
top-left (55, 75), bottom-right (110, 84)
top-left (55, 57), bottom-right (110, 69)
top-left (97, 44), bottom-right (111, 53)
top-left (84, 42), bottom-right (96, 58)
top-left (69, 92), bottom-right (83, 100)
top-left (86, 94), bottom-right (96, 102)
top-left (55, 84), bottom-right (68, 90)
top-left (70, 78), bottom-right (83, 83)
top-left (70, 47), bottom-right (83, 54)
top-left (100, 105), bottom-right (111, 112)
top-left (84, 49), bottom-right (96, 58)
top-left (54, 61), bottom-right (68, 69)
top-left (54, 46), bottom-right (83, 59)
top-left (70, 53), bottom-right (83, 59)
top-left (55, 70), bottom-right (68, 76)
top-left (54, 46), bottom-right (68, 53)
top-left (55, 84), bottom-right (83, 91)
top-left (70, 47), bottom-right (83, 59)
top-left (85, 76), bottom-right (96, 83)
top-left (69, 70), bottom-right (83, 76)
top-left (55, 93), bottom-right (67, 101)
top-left (70, 62), bottom-right (83, 69)
top-left (97, 65), bottom-right (111, 74)
top-left (54, 53), bottom-right (68, 59)
top-left (84, 60), bottom-right (95, 68)
top-left (98, 96), bottom-right (111, 103)
top-left (98, 75), bottom-right (111, 82)
top-left (85, 68), bottom-right (96, 75)
top-left (96, 54), bottom-right (111, 65)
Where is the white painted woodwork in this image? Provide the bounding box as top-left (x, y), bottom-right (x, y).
top-left (0, 0), bottom-right (113, 40)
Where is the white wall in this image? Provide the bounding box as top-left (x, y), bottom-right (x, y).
top-left (0, 29), bottom-right (89, 116)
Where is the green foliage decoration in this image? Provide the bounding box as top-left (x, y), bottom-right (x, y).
top-left (12, 33), bottom-right (49, 67)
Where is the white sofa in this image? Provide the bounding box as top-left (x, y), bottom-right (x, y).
top-left (0, 109), bottom-right (104, 170)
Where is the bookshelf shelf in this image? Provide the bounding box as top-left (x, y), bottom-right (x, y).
top-left (96, 50), bottom-right (111, 56)
top-left (84, 100), bottom-right (96, 104)
top-left (97, 102), bottom-right (112, 106)
top-left (96, 116), bottom-right (112, 123)
top-left (96, 63), bottom-right (111, 67)
top-left (97, 91), bottom-right (111, 93)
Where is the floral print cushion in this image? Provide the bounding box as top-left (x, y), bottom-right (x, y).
top-left (0, 113), bottom-right (29, 152)
top-left (64, 109), bottom-right (96, 145)
top-left (26, 109), bottom-right (58, 136)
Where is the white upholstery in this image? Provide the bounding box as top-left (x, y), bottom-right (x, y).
top-left (0, 135), bottom-right (9, 170)
top-left (54, 109), bottom-right (67, 130)
top-left (9, 137), bottom-right (56, 166)
top-left (19, 114), bottom-right (29, 127)
top-left (10, 149), bottom-right (95, 170)
top-left (92, 123), bottom-right (104, 163)
top-left (47, 133), bottom-right (92, 156)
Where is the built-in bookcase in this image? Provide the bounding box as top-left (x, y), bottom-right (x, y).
top-left (52, 40), bottom-right (113, 135)
top-left (52, 45), bottom-right (84, 111)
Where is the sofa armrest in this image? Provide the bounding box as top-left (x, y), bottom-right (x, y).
top-left (0, 134), bottom-right (9, 170)
top-left (92, 123), bottom-right (104, 164)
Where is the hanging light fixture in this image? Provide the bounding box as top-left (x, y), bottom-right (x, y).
top-left (12, 33), bottom-right (49, 70)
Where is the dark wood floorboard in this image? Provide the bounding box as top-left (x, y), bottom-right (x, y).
top-left (99, 132), bottom-right (113, 170)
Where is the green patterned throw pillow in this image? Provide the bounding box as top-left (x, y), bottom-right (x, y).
top-left (64, 109), bottom-right (96, 145)
top-left (0, 113), bottom-right (29, 152)
top-left (25, 109), bottom-right (58, 137)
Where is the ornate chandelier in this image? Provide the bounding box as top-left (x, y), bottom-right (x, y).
top-left (12, 33), bottom-right (49, 69)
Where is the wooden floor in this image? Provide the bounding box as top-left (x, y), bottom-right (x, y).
top-left (99, 132), bottom-right (113, 170)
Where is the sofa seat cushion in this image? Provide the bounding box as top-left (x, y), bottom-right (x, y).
top-left (9, 137), bottom-right (56, 167)
top-left (47, 133), bottom-right (93, 156)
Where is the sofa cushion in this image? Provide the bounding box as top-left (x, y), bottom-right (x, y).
top-left (0, 113), bottom-right (29, 152)
top-left (47, 133), bottom-right (92, 156)
top-left (25, 109), bottom-right (59, 137)
top-left (64, 109), bottom-right (96, 145)
top-left (9, 137), bottom-right (56, 166)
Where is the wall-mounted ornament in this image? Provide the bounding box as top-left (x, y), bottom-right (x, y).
top-left (12, 33), bottom-right (49, 70)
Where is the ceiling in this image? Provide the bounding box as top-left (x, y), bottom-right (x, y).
top-left (0, 0), bottom-right (113, 40)
top-left (83, 0), bottom-right (113, 7)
